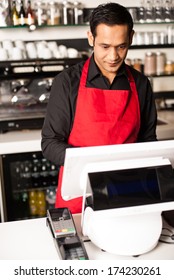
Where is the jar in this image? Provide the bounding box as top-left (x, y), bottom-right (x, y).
top-left (156, 52), bottom-right (166, 75)
top-left (73, 1), bottom-right (84, 25)
top-left (132, 58), bottom-right (142, 72)
top-left (136, 32), bottom-right (144, 45)
top-left (144, 32), bottom-right (153, 45)
top-left (61, 1), bottom-right (74, 25)
top-left (47, 2), bottom-right (60, 25)
top-left (167, 25), bottom-right (174, 44)
top-left (144, 52), bottom-right (156, 76)
top-left (159, 32), bottom-right (167, 45)
top-left (164, 60), bottom-right (174, 75)
top-left (152, 32), bottom-right (160, 45)
top-left (35, 1), bottom-right (47, 26)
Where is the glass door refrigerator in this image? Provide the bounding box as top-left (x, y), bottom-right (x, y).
top-left (0, 151), bottom-right (59, 222)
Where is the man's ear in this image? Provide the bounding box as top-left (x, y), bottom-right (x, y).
top-left (129, 30), bottom-right (135, 46)
top-left (87, 31), bottom-right (94, 47)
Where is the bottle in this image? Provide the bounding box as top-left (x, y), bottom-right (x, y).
top-left (18, 0), bottom-right (26, 26)
top-left (26, 0), bottom-right (35, 26)
top-left (21, 191), bottom-right (30, 219)
top-left (46, 186), bottom-right (56, 209)
top-left (144, 0), bottom-right (154, 22)
top-left (13, 192), bottom-right (22, 219)
top-left (13, 191), bottom-right (29, 220)
top-left (37, 190), bottom-right (46, 217)
top-left (137, 1), bottom-right (145, 23)
top-left (11, 0), bottom-right (19, 26)
top-left (29, 190), bottom-right (38, 217)
top-left (32, 159), bottom-right (41, 188)
top-left (154, 0), bottom-right (163, 22)
top-left (163, 0), bottom-right (172, 22)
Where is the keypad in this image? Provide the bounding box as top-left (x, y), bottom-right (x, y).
top-left (66, 247), bottom-right (87, 260)
top-left (53, 219), bottom-right (75, 235)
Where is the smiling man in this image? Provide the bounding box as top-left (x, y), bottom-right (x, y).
top-left (41, 2), bottom-right (157, 214)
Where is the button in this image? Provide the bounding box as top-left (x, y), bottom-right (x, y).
top-left (62, 229), bottom-right (68, 232)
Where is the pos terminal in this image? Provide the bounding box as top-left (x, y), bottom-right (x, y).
top-left (47, 140), bottom-right (174, 258)
top-left (61, 140), bottom-right (174, 256)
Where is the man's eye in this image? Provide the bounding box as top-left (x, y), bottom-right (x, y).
top-left (118, 45), bottom-right (127, 50)
top-left (102, 45), bottom-right (109, 49)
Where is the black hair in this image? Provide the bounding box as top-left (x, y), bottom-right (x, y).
top-left (89, 2), bottom-right (134, 38)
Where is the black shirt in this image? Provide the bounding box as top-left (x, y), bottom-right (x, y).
top-left (41, 55), bottom-right (157, 166)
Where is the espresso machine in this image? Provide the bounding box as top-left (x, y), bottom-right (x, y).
top-left (0, 39), bottom-right (89, 133)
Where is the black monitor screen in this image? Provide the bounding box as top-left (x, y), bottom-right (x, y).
top-left (88, 165), bottom-right (174, 211)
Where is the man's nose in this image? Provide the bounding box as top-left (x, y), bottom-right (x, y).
top-left (109, 48), bottom-right (119, 60)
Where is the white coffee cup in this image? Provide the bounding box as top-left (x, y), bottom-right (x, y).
top-left (26, 42), bottom-right (37, 59)
top-left (47, 41), bottom-right (57, 51)
top-left (42, 47), bottom-right (52, 59)
top-left (0, 48), bottom-right (8, 60)
top-left (67, 48), bottom-right (79, 58)
top-left (15, 40), bottom-right (25, 50)
top-left (58, 45), bottom-right (68, 58)
top-left (11, 47), bottom-right (23, 60)
top-left (2, 40), bottom-right (13, 50)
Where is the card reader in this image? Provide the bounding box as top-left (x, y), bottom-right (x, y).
top-left (47, 208), bottom-right (89, 260)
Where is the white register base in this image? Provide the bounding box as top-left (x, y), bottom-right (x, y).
top-left (0, 215), bottom-right (173, 260)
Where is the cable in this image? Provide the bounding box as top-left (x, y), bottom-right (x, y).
top-left (159, 227), bottom-right (174, 244)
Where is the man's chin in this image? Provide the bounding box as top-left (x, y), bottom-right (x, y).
top-left (106, 63), bottom-right (122, 72)
top-left (106, 66), bottom-right (120, 74)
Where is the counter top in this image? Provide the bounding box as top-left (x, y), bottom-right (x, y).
top-left (0, 129), bottom-right (41, 154)
top-left (0, 109), bottom-right (173, 155)
top-left (0, 215), bottom-right (173, 260)
top-left (157, 110), bottom-right (174, 140)
top-left (0, 113), bottom-right (171, 205)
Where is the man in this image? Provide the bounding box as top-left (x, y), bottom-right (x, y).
top-left (41, 2), bottom-right (157, 213)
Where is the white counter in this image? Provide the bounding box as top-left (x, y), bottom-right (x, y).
top-left (0, 215), bottom-right (173, 260)
top-left (157, 110), bottom-right (174, 140)
top-left (0, 129), bottom-right (41, 155)
top-left (0, 110), bottom-right (173, 156)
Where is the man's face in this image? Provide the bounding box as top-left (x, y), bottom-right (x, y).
top-left (87, 24), bottom-right (134, 80)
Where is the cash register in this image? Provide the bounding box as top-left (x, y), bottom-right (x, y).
top-left (60, 140), bottom-right (174, 256)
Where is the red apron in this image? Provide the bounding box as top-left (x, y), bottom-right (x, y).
top-left (55, 58), bottom-right (140, 213)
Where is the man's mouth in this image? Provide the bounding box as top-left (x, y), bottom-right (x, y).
top-left (108, 62), bottom-right (119, 67)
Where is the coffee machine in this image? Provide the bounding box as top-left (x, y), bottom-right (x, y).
top-left (0, 39), bottom-right (89, 133)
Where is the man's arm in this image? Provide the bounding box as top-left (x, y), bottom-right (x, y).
top-left (137, 76), bottom-right (157, 142)
top-left (41, 72), bottom-right (74, 166)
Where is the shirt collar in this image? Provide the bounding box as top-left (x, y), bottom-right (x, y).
top-left (87, 54), bottom-right (128, 82)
